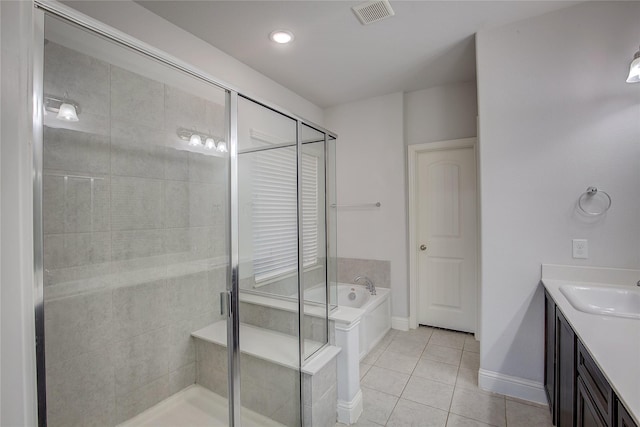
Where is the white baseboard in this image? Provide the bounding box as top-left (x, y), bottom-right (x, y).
top-left (478, 369), bottom-right (548, 405)
top-left (391, 317), bottom-right (409, 331)
top-left (336, 389), bottom-right (363, 425)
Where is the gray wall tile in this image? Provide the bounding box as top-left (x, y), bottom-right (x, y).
top-left (44, 232), bottom-right (111, 269)
top-left (45, 347), bottom-right (115, 427)
top-left (169, 363), bottom-right (196, 394)
top-left (110, 121), bottom-right (166, 179)
top-left (311, 384), bottom-right (337, 427)
top-left (113, 327), bottom-right (170, 396)
top-left (44, 42), bottom-right (110, 135)
top-left (195, 340), bottom-right (228, 397)
top-left (112, 279), bottom-right (170, 340)
top-left (164, 85), bottom-right (209, 132)
top-left (43, 174), bottom-right (110, 234)
top-left (189, 152), bottom-right (227, 184)
top-left (164, 180), bottom-right (190, 228)
top-left (165, 145), bottom-right (190, 181)
top-left (44, 290), bottom-right (114, 368)
top-left (188, 182), bottom-right (222, 227)
top-left (167, 271), bottom-right (211, 321)
top-left (44, 127), bottom-right (110, 174)
top-left (111, 66), bottom-right (164, 129)
top-left (338, 257), bottom-right (391, 288)
top-left (115, 376), bottom-right (170, 425)
top-left (111, 176), bottom-right (164, 230)
top-left (164, 227), bottom-right (191, 255)
top-left (111, 229), bottom-right (165, 261)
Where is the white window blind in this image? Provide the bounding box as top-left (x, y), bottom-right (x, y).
top-left (252, 148), bottom-right (319, 282)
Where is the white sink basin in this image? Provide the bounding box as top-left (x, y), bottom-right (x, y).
top-left (560, 284), bottom-right (640, 320)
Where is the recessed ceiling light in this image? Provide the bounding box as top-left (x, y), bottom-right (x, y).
top-left (269, 30), bottom-right (294, 44)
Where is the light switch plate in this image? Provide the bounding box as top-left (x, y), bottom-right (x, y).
top-left (572, 239), bottom-right (588, 259)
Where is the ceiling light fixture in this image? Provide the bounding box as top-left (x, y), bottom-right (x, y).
top-left (626, 45), bottom-right (640, 83)
top-left (269, 30), bottom-right (294, 44)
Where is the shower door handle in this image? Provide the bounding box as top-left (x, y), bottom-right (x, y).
top-left (220, 291), bottom-right (231, 317)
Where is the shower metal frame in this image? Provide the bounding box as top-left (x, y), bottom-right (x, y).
top-left (30, 2), bottom-right (337, 426)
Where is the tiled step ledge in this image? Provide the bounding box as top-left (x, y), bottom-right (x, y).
top-left (192, 321), bottom-right (340, 375)
top-left (240, 291), bottom-right (365, 326)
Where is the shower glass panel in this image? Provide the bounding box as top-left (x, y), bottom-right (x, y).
top-left (41, 13), bottom-right (231, 426)
top-left (300, 124), bottom-right (328, 359)
top-left (327, 135), bottom-right (338, 309)
top-left (237, 96), bottom-right (301, 426)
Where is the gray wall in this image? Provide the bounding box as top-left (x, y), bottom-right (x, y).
top-left (325, 84), bottom-right (478, 320)
top-left (476, 1), bottom-right (640, 392)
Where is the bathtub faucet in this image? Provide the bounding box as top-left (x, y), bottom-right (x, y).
top-left (354, 276), bottom-right (376, 295)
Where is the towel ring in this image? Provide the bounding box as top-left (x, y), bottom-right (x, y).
top-left (578, 187), bottom-right (611, 216)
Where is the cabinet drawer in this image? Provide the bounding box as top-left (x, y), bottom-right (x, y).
top-left (577, 341), bottom-right (613, 425)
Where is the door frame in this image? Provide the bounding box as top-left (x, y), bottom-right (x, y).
top-left (407, 137), bottom-right (480, 334)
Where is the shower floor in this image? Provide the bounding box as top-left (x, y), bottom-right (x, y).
top-left (117, 384), bottom-right (285, 427)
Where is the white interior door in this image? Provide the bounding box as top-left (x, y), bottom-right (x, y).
top-left (417, 147), bottom-right (477, 332)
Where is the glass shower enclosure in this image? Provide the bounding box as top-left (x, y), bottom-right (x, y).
top-left (33, 4), bottom-right (337, 427)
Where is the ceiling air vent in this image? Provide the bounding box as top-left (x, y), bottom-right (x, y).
top-left (352, 0), bottom-right (395, 25)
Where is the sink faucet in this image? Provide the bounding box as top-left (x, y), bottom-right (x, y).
top-left (354, 275), bottom-right (376, 295)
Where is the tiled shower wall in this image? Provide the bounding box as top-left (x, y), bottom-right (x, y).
top-left (337, 257), bottom-right (390, 288)
top-left (42, 42), bottom-right (228, 426)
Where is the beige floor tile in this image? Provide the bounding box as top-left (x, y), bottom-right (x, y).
top-left (387, 399), bottom-right (448, 427)
top-left (423, 344), bottom-right (462, 366)
top-left (460, 352), bottom-right (480, 371)
top-left (446, 413), bottom-right (495, 427)
top-left (361, 366), bottom-right (410, 397)
top-left (450, 388), bottom-right (506, 427)
top-left (455, 367), bottom-right (480, 391)
top-left (413, 359), bottom-right (459, 385)
top-left (360, 386), bottom-right (399, 425)
top-left (430, 330), bottom-right (467, 350)
top-left (505, 399), bottom-right (553, 427)
top-left (505, 395), bottom-right (550, 410)
top-left (455, 368), bottom-right (502, 397)
top-left (374, 349), bottom-right (420, 375)
top-left (463, 338), bottom-right (480, 353)
top-left (374, 330), bottom-right (396, 350)
top-left (395, 326), bottom-right (434, 344)
top-left (401, 376), bottom-right (455, 411)
top-left (336, 419), bottom-right (384, 427)
top-left (388, 335), bottom-right (428, 357)
top-left (360, 362), bottom-right (373, 379)
top-left (362, 346), bottom-right (385, 365)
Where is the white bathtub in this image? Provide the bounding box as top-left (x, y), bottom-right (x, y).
top-left (336, 283), bottom-right (391, 360)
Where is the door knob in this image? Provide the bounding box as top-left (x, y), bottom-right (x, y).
top-left (420, 244), bottom-right (427, 251)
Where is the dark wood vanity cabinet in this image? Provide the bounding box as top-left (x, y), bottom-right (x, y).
top-left (544, 291), bottom-right (637, 427)
top-left (545, 290), bottom-right (576, 427)
top-left (577, 377), bottom-right (607, 427)
top-left (556, 310), bottom-right (576, 427)
top-left (619, 400), bottom-right (637, 427)
top-left (545, 290), bottom-right (557, 424)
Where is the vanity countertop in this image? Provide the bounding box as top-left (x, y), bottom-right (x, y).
top-left (541, 264), bottom-right (640, 425)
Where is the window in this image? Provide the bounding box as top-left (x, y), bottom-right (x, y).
top-left (252, 147), bottom-right (319, 282)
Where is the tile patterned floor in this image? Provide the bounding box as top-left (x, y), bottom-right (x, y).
top-left (337, 327), bottom-right (553, 427)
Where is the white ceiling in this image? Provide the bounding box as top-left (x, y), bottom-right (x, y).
top-left (137, 1), bottom-right (577, 108)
